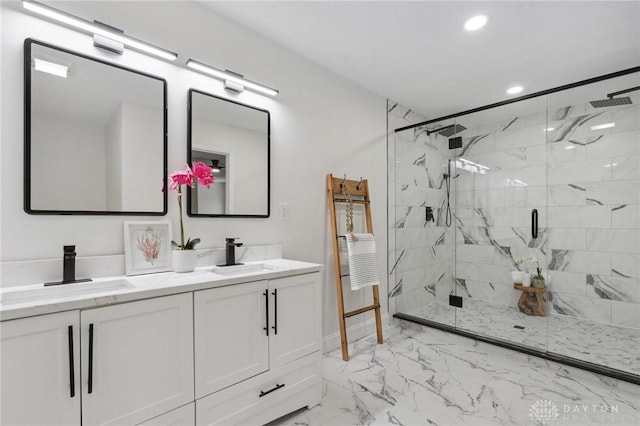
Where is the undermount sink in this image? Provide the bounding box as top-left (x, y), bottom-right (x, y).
top-left (210, 263), bottom-right (276, 276)
top-left (0, 279), bottom-right (135, 306)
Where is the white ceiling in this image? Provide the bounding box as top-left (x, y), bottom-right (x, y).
top-left (200, 1), bottom-right (640, 120)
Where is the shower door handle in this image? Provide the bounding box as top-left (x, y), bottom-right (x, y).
top-left (531, 209), bottom-right (538, 239)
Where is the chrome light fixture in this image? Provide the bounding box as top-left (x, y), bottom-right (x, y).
top-left (186, 59), bottom-right (279, 97)
top-left (22, 0), bottom-right (178, 61)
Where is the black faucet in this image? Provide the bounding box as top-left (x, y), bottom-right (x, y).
top-left (63, 245), bottom-right (76, 283)
top-left (220, 238), bottom-right (243, 267)
top-left (45, 245), bottom-right (92, 286)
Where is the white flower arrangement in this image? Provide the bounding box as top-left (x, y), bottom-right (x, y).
top-left (516, 256), bottom-right (542, 276)
top-left (516, 255), bottom-right (537, 265)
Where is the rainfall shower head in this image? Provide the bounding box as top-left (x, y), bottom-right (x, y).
top-left (589, 86), bottom-right (639, 108)
top-left (590, 97), bottom-right (632, 108)
top-left (427, 123), bottom-right (467, 137)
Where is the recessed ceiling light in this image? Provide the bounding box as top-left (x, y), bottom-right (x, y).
top-left (543, 127), bottom-right (554, 132)
top-left (464, 15), bottom-right (488, 31)
top-left (507, 86), bottom-right (523, 95)
top-left (33, 58), bottom-right (68, 78)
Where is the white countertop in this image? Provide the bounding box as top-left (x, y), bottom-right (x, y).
top-left (0, 259), bottom-right (322, 321)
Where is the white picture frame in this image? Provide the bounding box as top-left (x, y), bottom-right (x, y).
top-left (124, 221), bottom-right (172, 276)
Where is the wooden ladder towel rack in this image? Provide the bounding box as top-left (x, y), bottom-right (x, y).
top-left (327, 173), bottom-right (383, 361)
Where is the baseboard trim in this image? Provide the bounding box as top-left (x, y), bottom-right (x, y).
top-left (322, 313), bottom-right (390, 354)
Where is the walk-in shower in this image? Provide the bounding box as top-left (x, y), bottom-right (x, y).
top-left (389, 67), bottom-right (640, 383)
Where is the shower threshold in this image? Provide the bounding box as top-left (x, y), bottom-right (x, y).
top-left (394, 312), bottom-right (640, 386)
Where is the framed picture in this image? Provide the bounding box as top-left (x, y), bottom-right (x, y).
top-left (124, 221), bottom-right (172, 276)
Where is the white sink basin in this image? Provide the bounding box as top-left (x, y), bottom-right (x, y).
top-left (0, 279), bottom-right (135, 306)
top-left (211, 263), bottom-right (276, 276)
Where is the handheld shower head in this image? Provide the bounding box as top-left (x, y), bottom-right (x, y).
top-left (442, 159), bottom-right (454, 178)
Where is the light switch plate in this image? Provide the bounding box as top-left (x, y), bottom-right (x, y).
top-left (279, 203), bottom-right (289, 220)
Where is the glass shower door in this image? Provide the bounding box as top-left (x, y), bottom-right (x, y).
top-left (391, 120), bottom-right (457, 328)
top-left (451, 98), bottom-right (549, 352)
top-left (543, 72), bottom-right (640, 376)
top-left (391, 69), bottom-right (639, 379)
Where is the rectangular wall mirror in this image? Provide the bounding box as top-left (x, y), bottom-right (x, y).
top-left (188, 89), bottom-right (270, 217)
top-left (24, 39), bottom-right (167, 215)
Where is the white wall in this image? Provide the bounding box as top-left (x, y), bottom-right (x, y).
top-left (192, 178), bottom-right (225, 215)
top-left (31, 115), bottom-right (107, 210)
top-left (120, 101), bottom-right (164, 211)
top-left (106, 105), bottom-right (123, 210)
top-left (0, 1), bottom-right (388, 341)
top-left (192, 118), bottom-right (267, 215)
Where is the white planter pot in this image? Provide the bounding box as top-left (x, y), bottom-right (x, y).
top-left (521, 273), bottom-right (531, 287)
top-left (173, 249), bottom-right (197, 273)
top-left (511, 270), bottom-right (523, 284)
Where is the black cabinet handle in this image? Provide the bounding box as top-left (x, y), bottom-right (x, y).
top-left (88, 323), bottom-right (94, 394)
top-left (67, 325), bottom-right (75, 398)
top-left (271, 289), bottom-right (278, 335)
top-left (263, 291), bottom-right (269, 336)
top-left (531, 209), bottom-right (538, 239)
top-left (259, 383), bottom-right (285, 397)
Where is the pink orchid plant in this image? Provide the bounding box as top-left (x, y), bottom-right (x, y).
top-left (164, 162), bottom-right (214, 250)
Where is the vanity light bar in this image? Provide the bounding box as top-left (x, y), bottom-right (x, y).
top-left (22, 0), bottom-right (178, 61)
top-left (186, 59), bottom-right (279, 97)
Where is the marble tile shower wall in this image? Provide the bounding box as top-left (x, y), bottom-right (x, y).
top-left (546, 102), bottom-right (639, 329)
top-left (450, 111), bottom-right (549, 315)
top-left (387, 101), bottom-right (454, 315)
top-left (453, 101), bottom-right (639, 330)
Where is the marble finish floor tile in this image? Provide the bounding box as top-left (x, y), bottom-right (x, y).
top-left (408, 299), bottom-right (640, 376)
top-left (269, 324), bottom-right (639, 426)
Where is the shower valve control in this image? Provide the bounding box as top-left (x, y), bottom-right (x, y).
top-left (425, 206), bottom-right (434, 222)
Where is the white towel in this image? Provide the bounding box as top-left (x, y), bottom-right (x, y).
top-left (345, 233), bottom-right (379, 290)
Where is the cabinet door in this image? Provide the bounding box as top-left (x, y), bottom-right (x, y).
top-left (81, 293), bottom-right (194, 426)
top-left (269, 272), bottom-right (321, 368)
top-left (137, 402), bottom-right (195, 426)
top-left (1, 310), bottom-right (81, 426)
top-left (194, 280), bottom-right (269, 398)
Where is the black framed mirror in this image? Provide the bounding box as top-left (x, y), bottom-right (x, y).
top-left (187, 89), bottom-right (270, 218)
top-left (24, 38), bottom-right (167, 215)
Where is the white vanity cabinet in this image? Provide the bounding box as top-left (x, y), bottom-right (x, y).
top-left (194, 280), bottom-right (270, 398)
top-left (1, 260), bottom-right (322, 426)
top-left (137, 403), bottom-right (195, 425)
top-left (1, 310), bottom-right (81, 426)
top-left (1, 293), bottom-right (194, 426)
top-left (268, 273), bottom-right (322, 369)
top-left (81, 293), bottom-right (194, 426)
top-left (195, 272), bottom-right (322, 425)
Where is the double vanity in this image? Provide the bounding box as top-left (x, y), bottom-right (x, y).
top-left (11, 18), bottom-right (302, 426)
top-left (1, 259), bottom-right (322, 425)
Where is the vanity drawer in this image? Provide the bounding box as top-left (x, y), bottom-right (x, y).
top-left (195, 353), bottom-right (321, 426)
